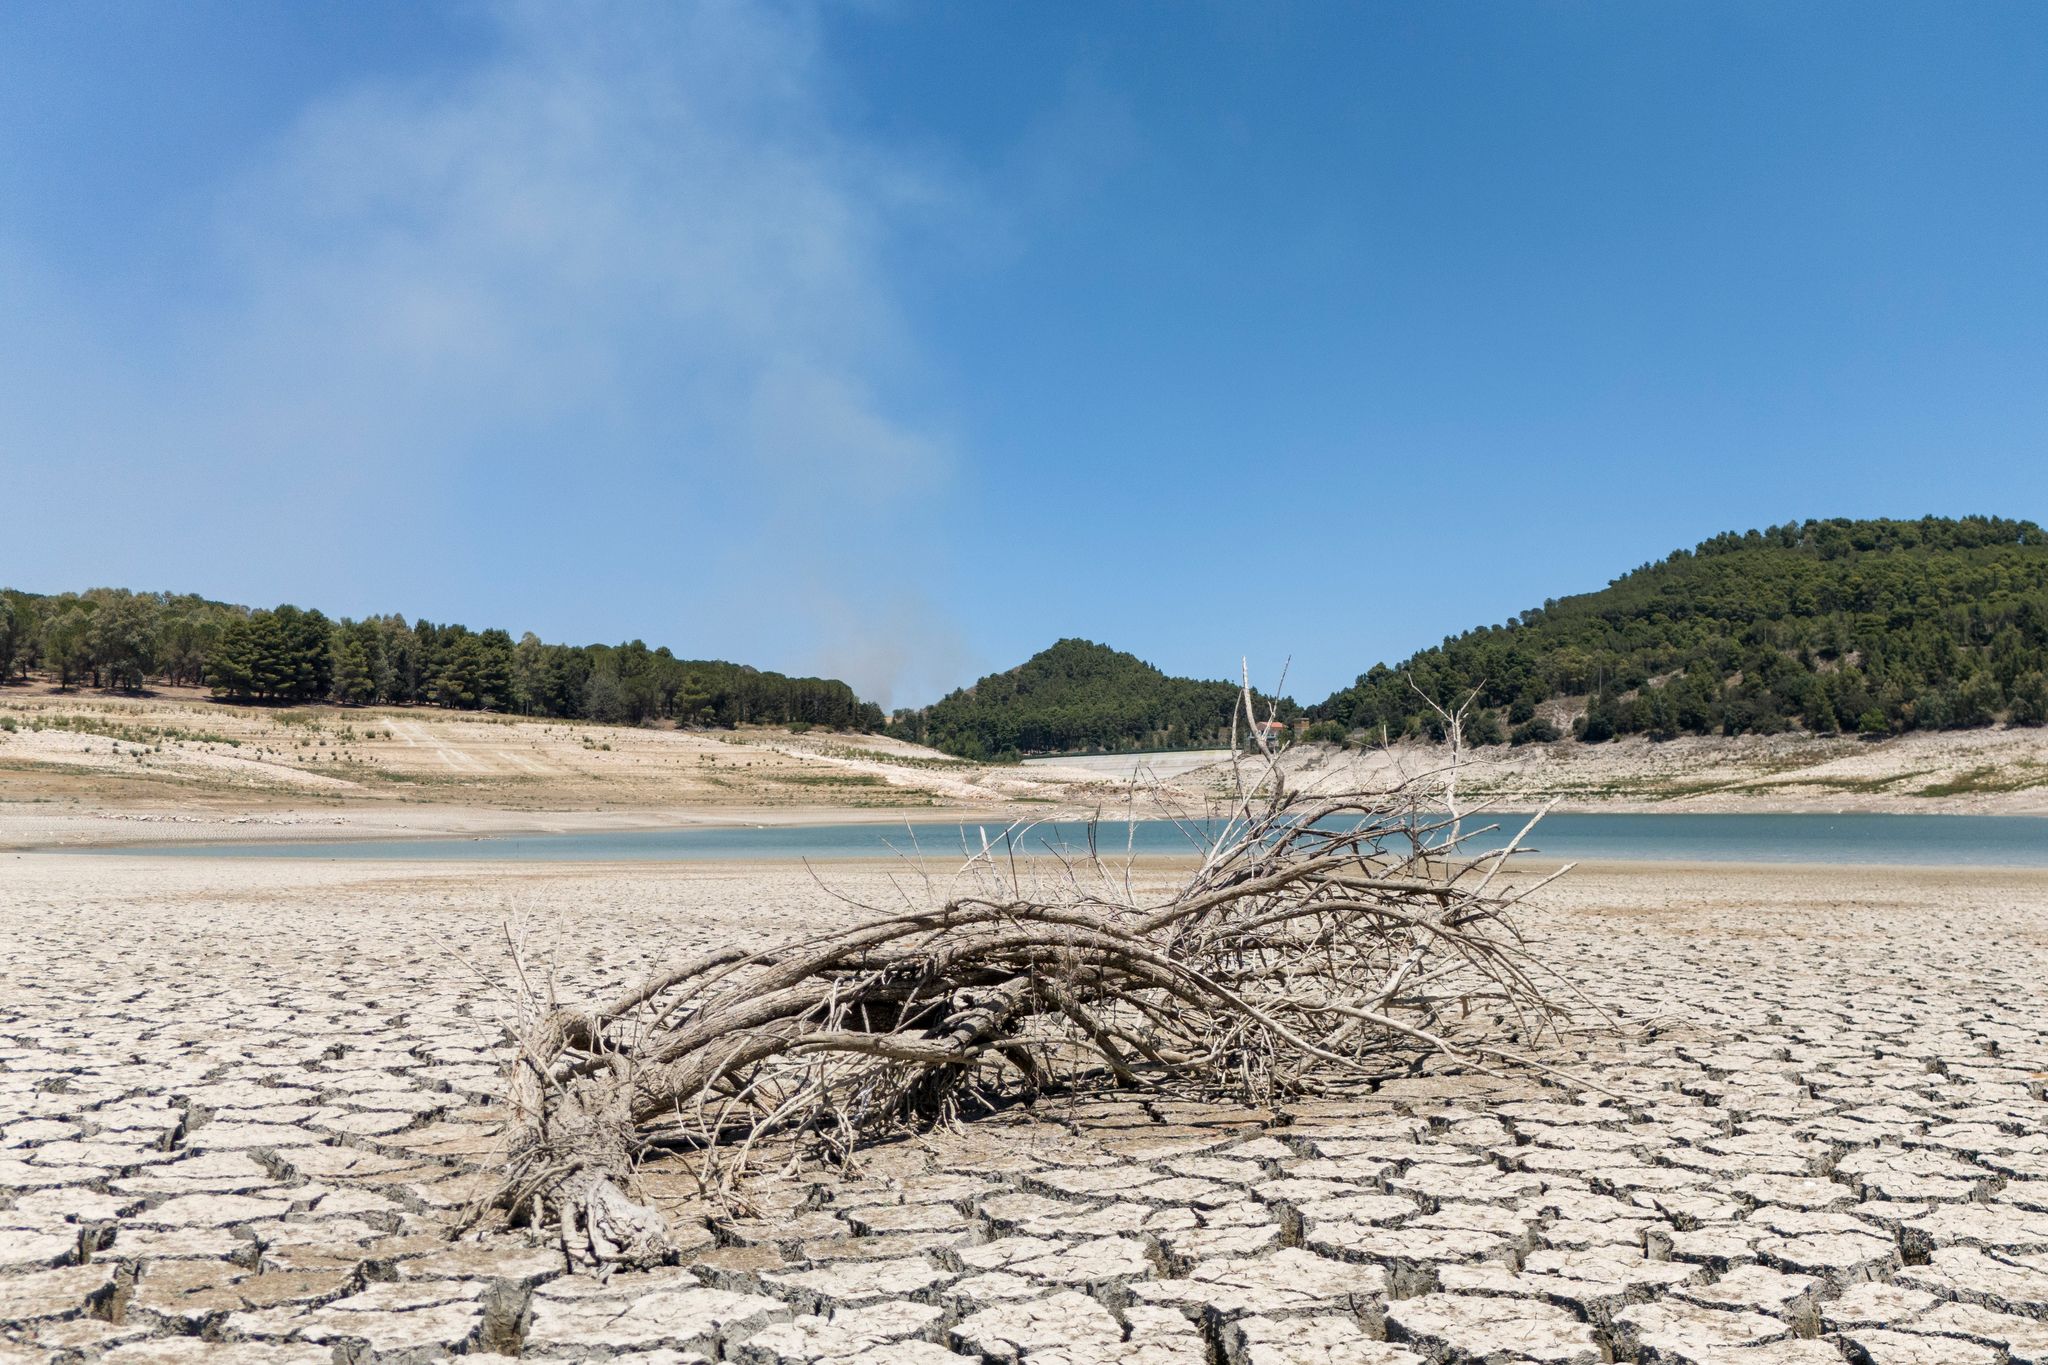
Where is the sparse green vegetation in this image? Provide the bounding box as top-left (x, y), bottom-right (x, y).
top-left (807, 741), bottom-right (970, 771)
top-left (1914, 764), bottom-right (2048, 797)
top-left (762, 770), bottom-right (891, 787)
top-left (4, 711), bottom-right (238, 748)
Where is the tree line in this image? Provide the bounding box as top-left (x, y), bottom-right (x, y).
top-left (1311, 515), bottom-right (2048, 745)
top-left (887, 637), bottom-right (1298, 760)
top-left (0, 587), bottom-right (883, 730)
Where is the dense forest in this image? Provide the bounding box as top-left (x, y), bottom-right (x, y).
top-left (887, 638), bottom-right (1297, 760)
top-left (0, 587), bottom-right (882, 730)
top-left (1311, 516), bottom-right (2048, 745)
top-left (11, 515), bottom-right (2044, 752)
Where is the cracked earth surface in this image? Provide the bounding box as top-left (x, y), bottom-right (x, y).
top-left (2, 855), bottom-right (2045, 1364)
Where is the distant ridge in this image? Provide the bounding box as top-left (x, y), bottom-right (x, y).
top-left (886, 638), bottom-right (1295, 760)
top-left (1312, 515), bottom-right (2048, 744)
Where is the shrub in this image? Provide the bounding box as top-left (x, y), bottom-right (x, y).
top-left (1577, 707), bottom-right (1617, 744)
top-left (2010, 673), bottom-right (2048, 727)
top-left (1954, 674), bottom-right (2002, 728)
top-left (1910, 690), bottom-right (1952, 731)
top-left (1462, 708), bottom-right (1505, 746)
top-left (1510, 717), bottom-right (1561, 746)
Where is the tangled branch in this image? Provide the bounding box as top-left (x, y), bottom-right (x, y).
top-left (468, 676), bottom-right (1581, 1271)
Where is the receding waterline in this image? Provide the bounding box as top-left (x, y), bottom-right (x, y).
top-left (75, 812), bottom-right (2048, 868)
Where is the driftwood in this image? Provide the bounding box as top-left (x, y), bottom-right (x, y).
top-left (470, 679), bottom-right (1579, 1271)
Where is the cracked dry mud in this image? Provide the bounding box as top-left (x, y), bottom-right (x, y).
top-left (3, 855), bottom-right (2046, 1364)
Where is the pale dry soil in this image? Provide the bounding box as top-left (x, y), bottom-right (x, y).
top-left (1272, 729), bottom-right (2048, 815)
top-left (0, 685), bottom-right (1112, 848)
top-left (2, 857), bottom-right (2047, 1364)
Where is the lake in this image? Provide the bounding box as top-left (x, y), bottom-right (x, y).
top-left (86, 811), bottom-right (2048, 868)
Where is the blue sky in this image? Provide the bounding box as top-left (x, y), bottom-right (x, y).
top-left (4, 2), bottom-right (2046, 706)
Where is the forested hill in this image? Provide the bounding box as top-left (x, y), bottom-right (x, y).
top-left (887, 639), bottom-right (1295, 760)
top-left (0, 587), bottom-right (882, 730)
top-left (1312, 515), bottom-right (2048, 744)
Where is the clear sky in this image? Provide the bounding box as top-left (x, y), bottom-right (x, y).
top-left (4, 2), bottom-right (2046, 707)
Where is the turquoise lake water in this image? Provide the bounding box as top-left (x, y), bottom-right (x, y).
top-left (85, 812), bottom-right (2048, 867)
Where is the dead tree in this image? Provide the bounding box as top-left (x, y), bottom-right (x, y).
top-left (471, 677), bottom-right (1578, 1270)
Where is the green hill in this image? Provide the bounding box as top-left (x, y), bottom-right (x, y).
top-left (887, 638), bottom-right (1294, 760)
top-left (0, 586), bottom-right (881, 731)
top-left (1311, 515), bottom-right (2048, 744)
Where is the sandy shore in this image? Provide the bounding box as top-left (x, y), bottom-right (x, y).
top-left (3, 853), bottom-right (2046, 1362)
top-left (0, 800), bottom-right (1039, 853)
top-left (1276, 727), bottom-right (2048, 816)
top-left (0, 686), bottom-right (1123, 848)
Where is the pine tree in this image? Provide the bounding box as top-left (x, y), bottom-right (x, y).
top-left (331, 632), bottom-right (376, 704)
top-left (0, 597), bottom-right (19, 681)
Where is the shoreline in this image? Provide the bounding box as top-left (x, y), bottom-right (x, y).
top-left (19, 845), bottom-right (2048, 880)
top-left (0, 799), bottom-right (1037, 852)
top-left (7, 691), bottom-right (2048, 830)
top-left (13, 794), bottom-right (2048, 855)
